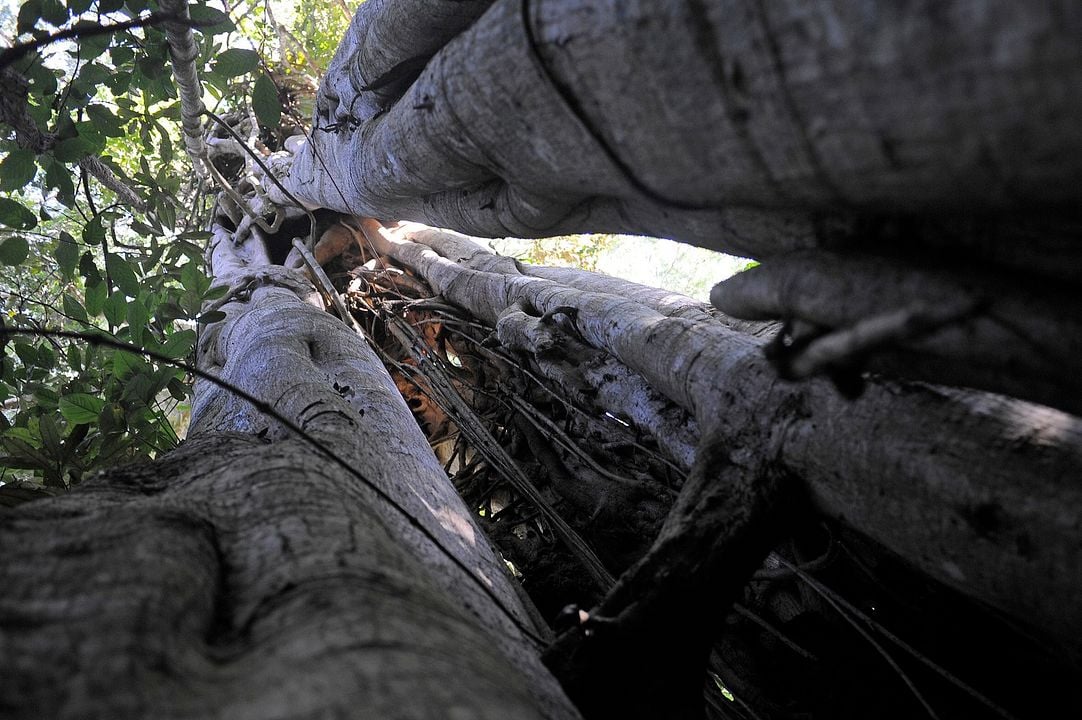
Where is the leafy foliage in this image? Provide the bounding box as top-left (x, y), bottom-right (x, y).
top-left (0, 0), bottom-right (252, 488)
top-left (0, 0), bottom-right (351, 490)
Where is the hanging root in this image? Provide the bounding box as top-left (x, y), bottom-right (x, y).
top-left (711, 250), bottom-right (1082, 414)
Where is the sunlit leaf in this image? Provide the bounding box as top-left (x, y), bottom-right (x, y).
top-left (213, 48), bottom-right (260, 78)
top-left (58, 393), bottom-right (106, 424)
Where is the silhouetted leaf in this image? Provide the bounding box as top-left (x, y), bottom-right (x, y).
top-left (253, 74), bottom-right (281, 127)
top-left (105, 252), bottom-right (141, 297)
top-left (0, 198), bottom-right (37, 230)
top-left (55, 230), bottom-right (78, 278)
top-left (0, 235), bottom-right (29, 265)
top-left (0, 149), bottom-right (37, 191)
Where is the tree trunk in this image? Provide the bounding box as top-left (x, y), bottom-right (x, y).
top-left (281, 0), bottom-right (1082, 266)
top-left (273, 0), bottom-right (1082, 414)
top-left (0, 227), bottom-right (579, 719)
top-left (356, 221), bottom-right (1082, 661)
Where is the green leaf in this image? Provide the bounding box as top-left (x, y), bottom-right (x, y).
top-left (66, 343), bottom-right (81, 370)
top-left (82, 216), bottom-right (105, 246)
top-left (45, 158), bottom-right (76, 206)
top-left (253, 74), bottom-right (281, 128)
top-left (0, 198), bottom-right (37, 230)
top-left (38, 414), bottom-right (62, 458)
top-left (180, 260), bottom-right (208, 293)
top-left (4, 427), bottom-right (36, 445)
top-left (105, 252), bottom-right (141, 297)
top-left (55, 230), bottom-right (79, 278)
top-left (113, 349), bottom-right (143, 379)
top-left (38, 344), bottom-right (55, 370)
top-left (103, 291), bottom-right (126, 327)
top-left (0, 235), bottom-right (30, 265)
top-left (17, 0), bottom-right (41, 34)
top-left (0, 436), bottom-right (50, 470)
top-left (53, 135), bottom-right (94, 163)
top-left (213, 48), bottom-right (259, 78)
top-left (62, 293), bottom-right (88, 323)
top-left (167, 376), bottom-right (187, 401)
top-left (67, 0), bottom-right (92, 14)
top-left (159, 329), bottom-right (196, 359)
top-left (59, 393), bottom-right (105, 423)
top-left (156, 197), bottom-right (176, 232)
top-left (189, 5), bottom-right (234, 34)
top-left (197, 309), bottom-right (226, 324)
top-left (84, 280), bottom-right (106, 317)
top-left (0, 149), bottom-right (38, 191)
top-left (126, 299), bottom-right (150, 345)
top-left (13, 342), bottom-right (37, 366)
top-left (85, 104), bottom-right (126, 137)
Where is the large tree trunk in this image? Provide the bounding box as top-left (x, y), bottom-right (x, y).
top-left (355, 221), bottom-right (1082, 657)
top-left (0, 225), bottom-right (579, 719)
top-left (273, 0), bottom-right (1082, 415)
top-left (281, 0), bottom-right (1082, 263)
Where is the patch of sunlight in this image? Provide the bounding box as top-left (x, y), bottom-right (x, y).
top-left (710, 672), bottom-right (736, 702)
top-left (490, 234), bottom-right (756, 302)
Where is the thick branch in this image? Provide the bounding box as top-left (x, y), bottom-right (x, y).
top-left (361, 221), bottom-right (1082, 655)
top-left (280, 0), bottom-right (1082, 278)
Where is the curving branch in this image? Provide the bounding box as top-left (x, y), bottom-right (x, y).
top-left (0, 68), bottom-right (147, 211)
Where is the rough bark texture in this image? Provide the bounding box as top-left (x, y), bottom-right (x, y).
top-left (0, 226), bottom-right (580, 719)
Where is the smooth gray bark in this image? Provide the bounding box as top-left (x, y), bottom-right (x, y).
top-left (359, 222), bottom-right (1082, 660)
top-left (278, 0), bottom-right (1082, 269)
